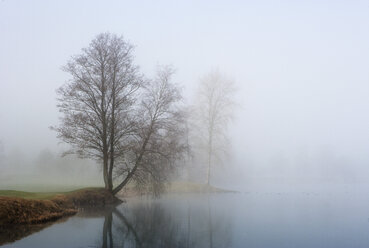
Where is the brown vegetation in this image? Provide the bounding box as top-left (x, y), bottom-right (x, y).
top-left (0, 197), bottom-right (76, 225)
top-left (0, 188), bottom-right (120, 226)
top-left (0, 188), bottom-right (121, 246)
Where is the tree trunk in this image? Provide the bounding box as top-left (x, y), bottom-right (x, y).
top-left (207, 128), bottom-right (213, 186)
top-left (112, 157), bottom-right (138, 195)
top-left (103, 154), bottom-right (109, 190)
top-left (108, 84), bottom-right (116, 192)
top-left (112, 131), bottom-right (152, 195)
top-left (207, 151), bottom-right (211, 185)
top-left (108, 154), bottom-right (114, 191)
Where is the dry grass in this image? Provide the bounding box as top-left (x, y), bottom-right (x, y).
top-left (0, 196), bottom-right (76, 225)
top-left (0, 188), bottom-right (120, 226)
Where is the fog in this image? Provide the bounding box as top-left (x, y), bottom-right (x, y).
top-left (1, 0), bottom-right (369, 192)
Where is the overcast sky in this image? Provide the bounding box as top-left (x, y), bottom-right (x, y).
top-left (1, 0), bottom-right (369, 188)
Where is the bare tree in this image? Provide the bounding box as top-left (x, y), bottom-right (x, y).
top-left (191, 70), bottom-right (236, 185)
top-left (0, 140), bottom-right (4, 160)
top-left (112, 66), bottom-right (187, 195)
top-left (53, 33), bottom-right (141, 192)
top-left (53, 33), bottom-right (186, 195)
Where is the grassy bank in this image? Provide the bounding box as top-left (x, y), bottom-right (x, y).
top-left (0, 188), bottom-right (121, 246)
top-left (0, 188), bottom-right (121, 226)
top-left (165, 182), bottom-right (237, 193)
top-left (0, 183), bottom-right (233, 226)
top-left (116, 181), bottom-right (237, 198)
top-left (0, 187), bottom-right (102, 200)
top-left (0, 190), bottom-right (63, 200)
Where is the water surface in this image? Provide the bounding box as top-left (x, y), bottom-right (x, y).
top-left (3, 191), bottom-right (369, 247)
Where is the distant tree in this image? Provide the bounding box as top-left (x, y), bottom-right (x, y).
top-left (53, 33), bottom-right (186, 195)
top-left (191, 70), bottom-right (236, 185)
top-left (35, 149), bottom-right (55, 171)
top-left (0, 140), bottom-right (4, 160)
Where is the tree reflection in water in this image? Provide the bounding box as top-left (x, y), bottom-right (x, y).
top-left (100, 196), bottom-right (233, 248)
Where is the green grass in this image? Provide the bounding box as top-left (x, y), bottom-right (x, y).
top-left (165, 181), bottom-right (236, 193)
top-left (0, 187), bottom-right (103, 200)
top-left (0, 182), bottom-right (235, 200)
top-left (0, 190), bottom-right (59, 199)
top-left (0, 183), bottom-right (103, 192)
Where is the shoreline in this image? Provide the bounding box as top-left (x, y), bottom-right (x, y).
top-left (117, 182), bottom-right (238, 198)
top-left (0, 183), bottom-right (235, 224)
top-left (1, 182), bottom-right (235, 224)
top-left (0, 188), bottom-right (121, 246)
top-left (0, 183), bottom-right (234, 245)
top-left (0, 188), bottom-right (121, 226)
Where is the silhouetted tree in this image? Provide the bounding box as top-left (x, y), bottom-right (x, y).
top-left (53, 33), bottom-right (186, 195)
top-left (112, 66), bottom-right (187, 195)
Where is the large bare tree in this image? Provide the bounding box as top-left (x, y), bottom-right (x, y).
top-left (191, 70), bottom-right (236, 185)
top-left (53, 33), bottom-right (186, 195)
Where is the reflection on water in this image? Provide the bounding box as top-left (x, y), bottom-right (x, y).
top-left (4, 192), bottom-right (369, 247)
top-left (0, 222), bottom-right (54, 246)
top-left (1, 194), bottom-right (232, 248)
top-left (98, 195), bottom-right (232, 248)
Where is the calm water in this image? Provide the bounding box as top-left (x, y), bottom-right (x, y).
top-left (3, 191), bottom-right (369, 248)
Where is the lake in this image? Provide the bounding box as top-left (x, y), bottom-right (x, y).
top-left (2, 191), bottom-right (369, 247)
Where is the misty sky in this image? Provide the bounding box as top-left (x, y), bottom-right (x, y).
top-left (1, 0), bottom-right (369, 189)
